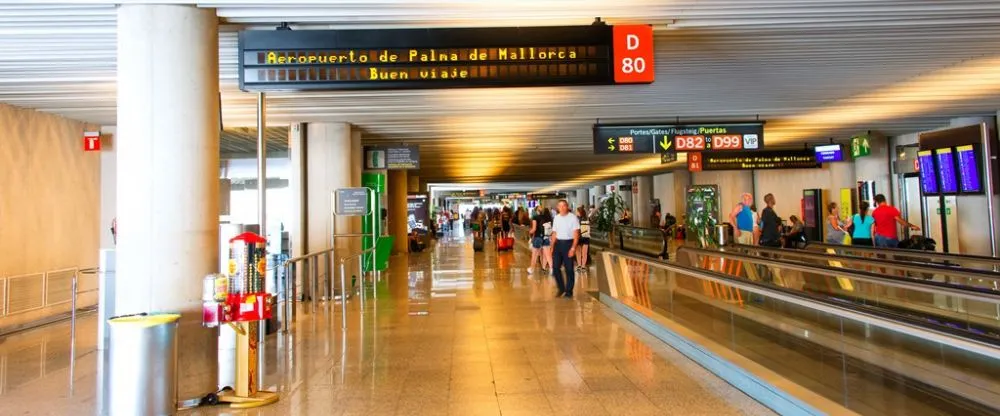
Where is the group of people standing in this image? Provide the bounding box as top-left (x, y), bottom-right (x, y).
top-left (731, 192), bottom-right (920, 249)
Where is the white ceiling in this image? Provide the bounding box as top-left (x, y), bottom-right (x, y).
top-left (2, 1), bottom-right (1000, 187)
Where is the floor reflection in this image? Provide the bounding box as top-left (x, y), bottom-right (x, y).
top-left (0, 233), bottom-right (772, 416)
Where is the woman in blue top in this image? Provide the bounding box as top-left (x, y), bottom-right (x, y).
top-left (846, 201), bottom-right (875, 246)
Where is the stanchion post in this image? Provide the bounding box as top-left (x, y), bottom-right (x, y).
top-left (340, 262), bottom-right (347, 329)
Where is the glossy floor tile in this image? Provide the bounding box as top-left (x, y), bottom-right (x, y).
top-left (0, 232), bottom-right (773, 415)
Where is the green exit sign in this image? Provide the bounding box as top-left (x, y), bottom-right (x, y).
top-left (851, 134), bottom-right (872, 158)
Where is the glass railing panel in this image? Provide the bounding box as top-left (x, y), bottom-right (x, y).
top-left (677, 247), bottom-right (1000, 342)
top-left (602, 251), bottom-right (1000, 415)
top-left (616, 226), bottom-right (666, 258)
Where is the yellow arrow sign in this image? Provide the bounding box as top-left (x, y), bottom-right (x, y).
top-left (660, 136), bottom-right (673, 151)
top-left (608, 137), bottom-right (615, 144)
top-left (608, 144), bottom-right (616, 151)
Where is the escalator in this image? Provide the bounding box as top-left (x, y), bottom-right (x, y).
top-left (598, 247), bottom-right (1000, 415)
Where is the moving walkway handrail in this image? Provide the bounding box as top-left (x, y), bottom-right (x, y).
top-left (677, 246), bottom-right (1000, 305)
top-left (728, 243), bottom-right (1000, 282)
top-left (805, 242), bottom-right (1000, 268)
top-left (606, 247), bottom-right (1000, 361)
top-left (614, 225), bottom-right (668, 259)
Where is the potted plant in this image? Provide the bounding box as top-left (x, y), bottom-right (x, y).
top-left (590, 192), bottom-right (625, 246)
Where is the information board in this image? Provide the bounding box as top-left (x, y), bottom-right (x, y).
top-left (814, 144), bottom-right (844, 162)
top-left (955, 145), bottom-right (983, 193)
top-left (365, 145), bottom-right (419, 169)
top-left (699, 149), bottom-right (818, 171)
top-left (593, 122), bottom-right (764, 155)
top-left (917, 150), bottom-right (938, 194)
top-left (239, 25), bottom-right (654, 91)
top-left (935, 148), bottom-right (958, 194)
top-left (335, 187), bottom-right (370, 216)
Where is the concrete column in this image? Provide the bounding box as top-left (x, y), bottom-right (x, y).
top-left (99, 126), bottom-right (117, 249)
top-left (116, 4), bottom-right (219, 401)
top-left (349, 129), bottom-right (363, 253)
top-left (288, 124), bottom-right (307, 257)
top-left (590, 185), bottom-right (604, 207)
top-left (388, 170), bottom-right (409, 254)
top-left (576, 188), bottom-right (590, 210)
top-left (305, 123), bottom-right (355, 255)
top-left (407, 175), bottom-right (421, 193)
top-left (633, 176), bottom-right (654, 227)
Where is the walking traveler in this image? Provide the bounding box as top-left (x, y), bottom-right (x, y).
top-left (575, 206), bottom-right (591, 271)
top-left (550, 200), bottom-right (580, 298)
top-left (872, 194), bottom-right (920, 248)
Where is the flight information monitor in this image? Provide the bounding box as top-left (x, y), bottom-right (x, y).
top-left (917, 150), bottom-right (938, 194)
top-left (956, 145), bottom-right (983, 193)
top-left (239, 25), bottom-right (654, 91)
top-left (935, 148), bottom-right (958, 194)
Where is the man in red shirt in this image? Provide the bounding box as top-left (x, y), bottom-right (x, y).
top-left (872, 194), bottom-right (920, 248)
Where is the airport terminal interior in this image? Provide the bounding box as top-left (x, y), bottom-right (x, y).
top-left (3, 1), bottom-right (1000, 415)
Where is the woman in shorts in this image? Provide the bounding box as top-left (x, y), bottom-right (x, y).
top-left (527, 206), bottom-right (551, 274)
top-left (576, 206), bottom-right (591, 271)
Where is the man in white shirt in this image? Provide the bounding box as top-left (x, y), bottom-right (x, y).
top-left (550, 200), bottom-right (581, 298)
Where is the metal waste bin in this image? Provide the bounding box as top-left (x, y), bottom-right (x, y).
top-left (716, 223), bottom-right (733, 246)
top-left (107, 313), bottom-right (181, 416)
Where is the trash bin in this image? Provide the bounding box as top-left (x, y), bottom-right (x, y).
top-left (716, 223), bottom-right (733, 246)
top-left (107, 313), bottom-right (181, 416)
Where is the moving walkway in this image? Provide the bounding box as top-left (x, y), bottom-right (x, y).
top-left (805, 242), bottom-right (1000, 273)
top-left (597, 246), bottom-right (1000, 415)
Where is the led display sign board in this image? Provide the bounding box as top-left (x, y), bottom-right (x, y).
top-left (700, 149), bottom-right (819, 171)
top-left (593, 122), bottom-right (764, 155)
top-left (239, 25), bottom-right (654, 91)
top-left (814, 144), bottom-right (844, 162)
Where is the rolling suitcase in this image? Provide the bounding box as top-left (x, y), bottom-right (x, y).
top-left (473, 236), bottom-right (485, 252)
top-left (497, 237), bottom-right (514, 251)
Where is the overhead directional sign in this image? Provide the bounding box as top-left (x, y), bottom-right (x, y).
top-left (593, 122), bottom-right (764, 155)
top-left (851, 134), bottom-right (872, 158)
top-left (238, 24), bottom-right (654, 91)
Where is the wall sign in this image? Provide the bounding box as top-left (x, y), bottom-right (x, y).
top-left (364, 145), bottom-right (419, 169)
top-left (593, 122), bottom-right (764, 155)
top-left (239, 25), bottom-right (654, 91)
top-left (687, 152), bottom-right (703, 172)
top-left (851, 134), bottom-right (872, 158)
top-left (335, 187), bottom-right (371, 216)
top-left (84, 131), bottom-right (101, 151)
top-left (700, 149), bottom-right (819, 171)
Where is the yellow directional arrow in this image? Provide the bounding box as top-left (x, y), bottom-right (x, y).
top-left (660, 136), bottom-right (673, 151)
top-left (608, 144), bottom-right (616, 151)
top-left (608, 137), bottom-right (615, 144)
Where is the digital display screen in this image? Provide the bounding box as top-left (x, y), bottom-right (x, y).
top-left (956, 145), bottom-right (983, 193)
top-left (917, 150), bottom-right (938, 194)
top-left (593, 123), bottom-right (764, 154)
top-left (936, 148), bottom-right (958, 194)
top-left (814, 144), bottom-right (844, 162)
top-left (239, 25), bottom-right (654, 91)
top-left (700, 149), bottom-right (819, 170)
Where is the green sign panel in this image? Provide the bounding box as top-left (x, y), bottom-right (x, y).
top-left (851, 134), bottom-right (872, 158)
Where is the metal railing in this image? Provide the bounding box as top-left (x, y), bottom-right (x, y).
top-left (280, 243), bottom-right (376, 331)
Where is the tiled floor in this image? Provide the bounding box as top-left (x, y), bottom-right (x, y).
top-left (0, 231), bottom-right (773, 415)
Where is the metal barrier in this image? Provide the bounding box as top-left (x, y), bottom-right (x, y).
top-left (280, 244), bottom-right (376, 331)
